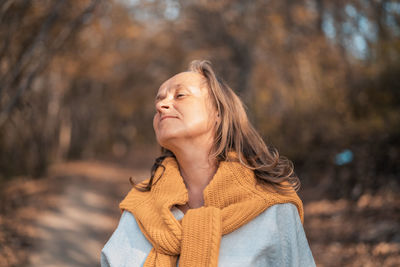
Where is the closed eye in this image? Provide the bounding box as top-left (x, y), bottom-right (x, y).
top-left (176, 94), bottom-right (185, 98)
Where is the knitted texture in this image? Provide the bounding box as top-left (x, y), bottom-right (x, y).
top-left (119, 152), bottom-right (304, 267)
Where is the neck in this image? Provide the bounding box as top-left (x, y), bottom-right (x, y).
top-left (170, 145), bottom-right (218, 208)
top-left (177, 151), bottom-right (218, 188)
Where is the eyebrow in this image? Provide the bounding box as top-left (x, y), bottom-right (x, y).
top-left (155, 84), bottom-right (185, 101)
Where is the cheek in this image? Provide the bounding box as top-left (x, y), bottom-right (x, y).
top-left (201, 100), bottom-right (216, 125)
top-left (153, 114), bottom-right (157, 131)
top-left (186, 105), bottom-right (215, 131)
top-left (153, 114), bottom-right (165, 140)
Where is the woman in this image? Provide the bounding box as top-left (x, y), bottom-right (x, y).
top-left (101, 60), bottom-right (316, 267)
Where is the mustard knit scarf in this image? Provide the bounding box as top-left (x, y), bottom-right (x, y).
top-left (120, 154), bottom-right (304, 267)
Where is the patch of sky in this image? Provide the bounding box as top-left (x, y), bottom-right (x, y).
top-left (384, 1), bottom-right (400, 13)
top-left (118, 0), bottom-right (180, 23)
top-left (343, 3), bottom-right (377, 41)
top-left (359, 16), bottom-right (377, 41)
top-left (118, 0), bottom-right (150, 22)
top-left (351, 34), bottom-right (368, 59)
top-left (384, 1), bottom-right (400, 36)
top-left (342, 4), bottom-right (372, 59)
top-left (119, 0), bottom-right (140, 6)
top-left (382, 4), bottom-right (400, 36)
top-left (322, 12), bottom-right (336, 40)
top-left (342, 28), bottom-right (368, 59)
top-left (164, 0), bottom-right (180, 20)
top-left (345, 4), bottom-right (357, 18)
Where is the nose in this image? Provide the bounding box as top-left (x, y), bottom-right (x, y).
top-left (155, 98), bottom-right (170, 113)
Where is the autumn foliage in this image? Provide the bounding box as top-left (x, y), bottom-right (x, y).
top-left (0, 0), bottom-right (399, 199)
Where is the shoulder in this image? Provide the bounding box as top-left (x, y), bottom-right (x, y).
top-left (258, 202), bottom-right (301, 224)
top-left (101, 211), bottom-right (152, 267)
top-left (261, 202), bottom-right (305, 239)
top-left (104, 211), bottom-right (149, 245)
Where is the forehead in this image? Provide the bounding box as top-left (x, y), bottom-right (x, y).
top-left (157, 72), bottom-right (206, 94)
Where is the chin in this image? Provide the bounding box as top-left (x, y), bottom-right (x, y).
top-left (156, 134), bottom-right (178, 149)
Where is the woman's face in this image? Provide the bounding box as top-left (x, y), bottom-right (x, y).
top-left (153, 72), bottom-right (218, 150)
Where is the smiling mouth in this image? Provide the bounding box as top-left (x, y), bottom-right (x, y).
top-left (160, 116), bottom-right (177, 121)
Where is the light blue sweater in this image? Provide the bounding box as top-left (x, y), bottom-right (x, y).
top-left (101, 203), bottom-right (316, 267)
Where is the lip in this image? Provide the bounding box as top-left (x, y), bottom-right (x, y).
top-left (160, 115), bottom-right (178, 121)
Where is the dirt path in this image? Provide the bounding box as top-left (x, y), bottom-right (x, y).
top-left (23, 161), bottom-right (147, 267)
top-left (1, 160), bottom-right (399, 267)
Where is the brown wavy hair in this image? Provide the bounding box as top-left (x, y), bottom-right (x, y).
top-left (133, 60), bottom-right (300, 194)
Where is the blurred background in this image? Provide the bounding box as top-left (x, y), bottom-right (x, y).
top-left (0, 0), bottom-right (399, 266)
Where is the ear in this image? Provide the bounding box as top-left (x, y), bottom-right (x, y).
top-left (215, 113), bottom-right (221, 125)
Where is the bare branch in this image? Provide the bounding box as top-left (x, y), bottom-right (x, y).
top-left (0, 0), bottom-right (102, 128)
